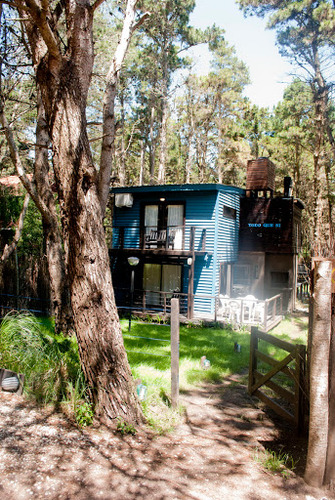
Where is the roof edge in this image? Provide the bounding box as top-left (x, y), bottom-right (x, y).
top-left (111, 183), bottom-right (245, 196)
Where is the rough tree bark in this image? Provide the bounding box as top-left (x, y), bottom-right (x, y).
top-left (34, 95), bottom-right (73, 333)
top-left (0, 79), bottom-right (73, 333)
top-left (305, 259), bottom-right (332, 487)
top-left (157, 44), bottom-right (168, 185)
top-left (311, 45), bottom-right (328, 256)
top-left (98, 1), bottom-right (149, 213)
top-left (149, 104), bottom-right (158, 183)
top-left (16, 0), bottom-right (144, 424)
top-left (324, 291), bottom-right (335, 489)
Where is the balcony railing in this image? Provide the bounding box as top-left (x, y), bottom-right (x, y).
top-left (114, 287), bottom-right (189, 316)
top-left (144, 226), bottom-right (183, 250)
top-left (113, 287), bottom-right (283, 332)
top-left (215, 293), bottom-right (283, 331)
top-left (112, 225), bottom-right (207, 253)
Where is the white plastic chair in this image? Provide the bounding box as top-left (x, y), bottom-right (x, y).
top-left (228, 300), bottom-right (241, 323)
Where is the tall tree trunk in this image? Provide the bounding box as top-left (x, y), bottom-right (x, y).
top-left (325, 292), bottom-right (335, 489)
top-left (158, 98), bottom-right (168, 184)
top-left (185, 83), bottom-right (194, 184)
top-left (119, 93), bottom-right (126, 186)
top-left (0, 193), bottom-right (30, 289)
top-left (35, 95), bottom-right (73, 334)
top-left (139, 139), bottom-right (145, 186)
top-left (185, 132), bottom-right (193, 184)
top-left (305, 259), bottom-right (332, 487)
top-left (49, 73), bottom-right (142, 424)
top-left (311, 45), bottom-right (327, 255)
top-left (149, 104), bottom-right (157, 183)
top-left (97, 0), bottom-right (142, 214)
top-left (157, 46), bottom-right (168, 184)
top-left (21, 0), bottom-right (143, 425)
top-left (324, 158), bottom-right (334, 250)
top-left (217, 124), bottom-right (223, 184)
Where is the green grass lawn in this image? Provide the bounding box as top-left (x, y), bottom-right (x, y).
top-left (123, 320), bottom-right (250, 387)
top-left (122, 313), bottom-right (308, 432)
top-left (0, 311), bottom-right (309, 433)
top-left (122, 320), bottom-right (252, 431)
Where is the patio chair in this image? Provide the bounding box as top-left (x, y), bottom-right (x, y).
top-left (218, 295), bottom-right (230, 319)
top-left (253, 301), bottom-right (265, 323)
top-left (242, 295), bottom-right (257, 323)
top-left (228, 300), bottom-right (241, 323)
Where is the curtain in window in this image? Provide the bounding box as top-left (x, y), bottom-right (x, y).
top-left (144, 205), bottom-right (158, 247)
top-left (167, 205), bottom-right (183, 249)
top-left (145, 205), bottom-right (158, 229)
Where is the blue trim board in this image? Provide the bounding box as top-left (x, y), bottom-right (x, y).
top-left (111, 183), bottom-right (244, 196)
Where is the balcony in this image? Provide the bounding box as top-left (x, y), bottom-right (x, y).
top-left (111, 225), bottom-right (207, 255)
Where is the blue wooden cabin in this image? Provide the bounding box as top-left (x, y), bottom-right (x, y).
top-left (110, 184), bottom-right (243, 318)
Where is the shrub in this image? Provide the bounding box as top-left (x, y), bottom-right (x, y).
top-left (0, 312), bottom-right (87, 410)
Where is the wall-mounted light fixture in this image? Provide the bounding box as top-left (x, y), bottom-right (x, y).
top-left (127, 257), bottom-right (140, 331)
top-left (187, 257), bottom-right (193, 266)
top-left (128, 256), bottom-right (139, 267)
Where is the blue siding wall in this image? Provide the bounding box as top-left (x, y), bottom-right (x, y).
top-left (192, 190), bottom-right (240, 315)
top-left (211, 191), bottom-right (240, 298)
top-left (184, 192), bottom-right (216, 252)
top-left (185, 193), bottom-right (216, 314)
top-left (112, 197), bottom-right (141, 249)
top-left (217, 191), bottom-right (240, 261)
top-left (112, 186), bottom-right (241, 316)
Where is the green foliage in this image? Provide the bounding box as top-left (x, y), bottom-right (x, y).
top-left (18, 200), bottom-right (43, 258)
top-left (0, 312), bottom-right (89, 414)
top-left (0, 193), bottom-right (23, 228)
top-left (254, 447), bottom-right (297, 478)
top-left (116, 417), bottom-right (136, 435)
top-left (64, 371), bottom-right (94, 427)
top-left (75, 401), bottom-right (94, 428)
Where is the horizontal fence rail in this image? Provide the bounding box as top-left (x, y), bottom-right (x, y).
top-left (114, 287), bottom-right (189, 317)
top-left (0, 293), bottom-right (51, 316)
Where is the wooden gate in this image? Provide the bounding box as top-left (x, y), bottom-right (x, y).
top-left (249, 327), bottom-right (307, 431)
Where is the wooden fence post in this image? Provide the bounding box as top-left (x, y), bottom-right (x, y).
top-left (171, 298), bottom-right (180, 409)
top-left (249, 327), bottom-right (258, 395)
top-left (305, 259), bottom-right (332, 487)
top-left (295, 343), bottom-right (306, 433)
top-left (263, 300), bottom-right (268, 332)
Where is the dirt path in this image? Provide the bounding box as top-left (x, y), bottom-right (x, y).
top-left (0, 378), bottom-right (332, 500)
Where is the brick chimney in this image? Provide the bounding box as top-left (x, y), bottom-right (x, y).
top-left (246, 158), bottom-right (275, 197)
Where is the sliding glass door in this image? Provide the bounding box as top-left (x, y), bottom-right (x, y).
top-left (143, 263), bottom-right (182, 306)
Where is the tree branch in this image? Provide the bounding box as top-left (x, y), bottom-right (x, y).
top-left (98, 0), bottom-right (145, 215)
top-left (0, 97), bottom-right (53, 225)
top-left (91, 0), bottom-right (105, 13)
top-left (131, 12), bottom-right (150, 33)
top-left (20, 0), bottom-right (61, 63)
